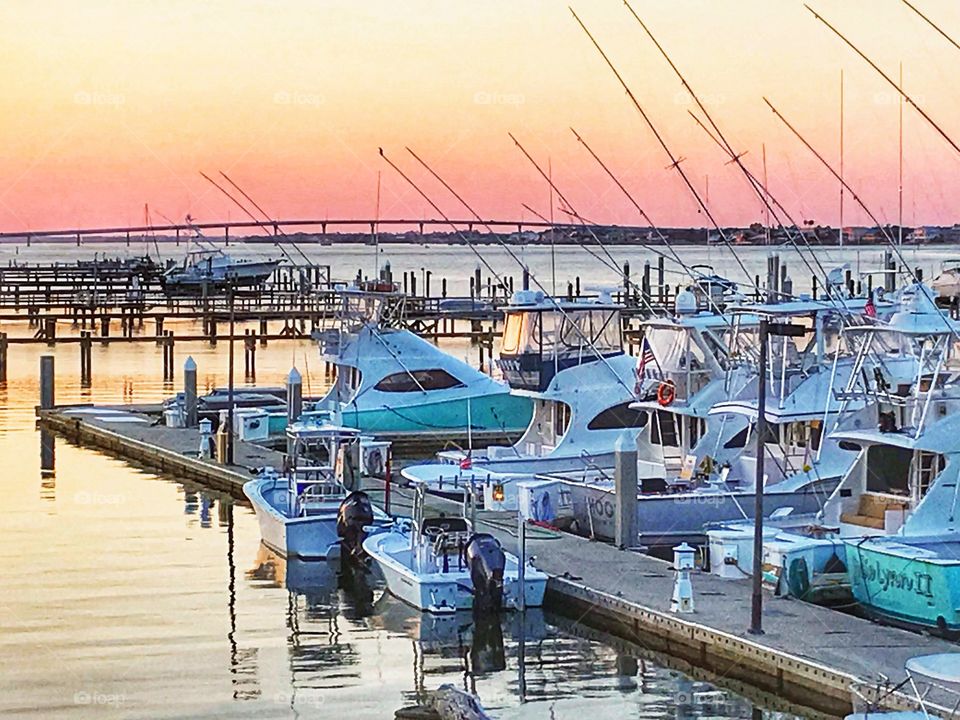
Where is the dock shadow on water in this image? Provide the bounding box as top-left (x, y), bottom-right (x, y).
top-left (0, 387), bottom-right (816, 719)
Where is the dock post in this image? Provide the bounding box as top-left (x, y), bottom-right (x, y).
top-left (750, 319), bottom-right (769, 636)
top-left (163, 331), bottom-right (175, 382)
top-left (40, 355), bottom-right (55, 410)
top-left (259, 317), bottom-right (268, 346)
top-left (522, 266), bottom-right (529, 291)
top-left (614, 431), bottom-right (638, 550)
top-left (657, 256), bottom-right (665, 304)
top-left (184, 356), bottom-right (198, 427)
top-left (80, 331), bottom-right (92, 386)
top-left (155, 316), bottom-right (164, 345)
top-left (0, 331), bottom-right (7, 383)
top-left (287, 367), bottom-right (302, 424)
top-left (884, 250), bottom-right (896, 294)
top-left (517, 512), bottom-right (527, 612)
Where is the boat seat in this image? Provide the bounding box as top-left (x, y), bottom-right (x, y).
top-left (421, 516), bottom-right (469, 536)
top-left (840, 492), bottom-right (908, 530)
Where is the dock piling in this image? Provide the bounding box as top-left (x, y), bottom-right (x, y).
top-left (614, 432), bottom-right (638, 550)
top-left (79, 331), bottom-right (92, 386)
top-left (287, 368), bottom-right (302, 424)
top-left (0, 332), bottom-right (7, 383)
top-left (184, 356), bottom-right (198, 427)
top-left (40, 355), bottom-right (54, 409)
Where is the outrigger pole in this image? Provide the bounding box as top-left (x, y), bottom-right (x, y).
top-left (569, 8), bottom-right (759, 296)
top-left (899, 0), bottom-right (960, 54)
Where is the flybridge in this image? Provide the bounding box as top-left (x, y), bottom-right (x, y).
top-left (498, 291), bottom-right (624, 393)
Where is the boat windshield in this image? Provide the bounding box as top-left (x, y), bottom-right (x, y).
top-left (502, 308), bottom-right (621, 358)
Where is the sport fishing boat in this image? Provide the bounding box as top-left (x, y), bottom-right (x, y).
top-left (400, 290), bottom-right (643, 509)
top-left (566, 294), bottom-right (895, 547)
top-left (707, 285), bottom-right (960, 606)
top-left (243, 421), bottom-right (389, 560)
top-left (316, 288), bottom-right (532, 447)
top-left (161, 249), bottom-right (280, 295)
top-left (362, 485), bottom-right (547, 614)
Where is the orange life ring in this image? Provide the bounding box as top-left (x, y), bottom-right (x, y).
top-left (657, 380), bottom-right (676, 407)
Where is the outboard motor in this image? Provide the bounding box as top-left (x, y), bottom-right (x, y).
top-left (337, 491), bottom-right (375, 563)
top-left (465, 533), bottom-right (506, 613)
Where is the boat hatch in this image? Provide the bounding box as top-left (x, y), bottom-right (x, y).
top-left (499, 305), bottom-right (622, 391)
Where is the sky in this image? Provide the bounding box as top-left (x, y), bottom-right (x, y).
top-left (1, 0), bottom-right (960, 232)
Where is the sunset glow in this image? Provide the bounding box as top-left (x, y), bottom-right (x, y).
top-left (3, 0), bottom-right (960, 231)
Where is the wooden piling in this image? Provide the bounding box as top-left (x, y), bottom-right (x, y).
top-left (40, 355), bottom-right (54, 409)
top-left (0, 332), bottom-right (7, 383)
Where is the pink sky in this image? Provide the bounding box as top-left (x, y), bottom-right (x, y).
top-left (1, 0), bottom-right (959, 232)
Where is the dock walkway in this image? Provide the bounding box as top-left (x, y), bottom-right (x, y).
top-left (39, 405), bottom-right (956, 717)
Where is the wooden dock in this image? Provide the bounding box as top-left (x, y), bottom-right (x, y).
top-left (37, 403), bottom-right (957, 718)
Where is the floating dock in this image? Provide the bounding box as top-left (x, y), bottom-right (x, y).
top-left (38, 404), bottom-right (957, 718)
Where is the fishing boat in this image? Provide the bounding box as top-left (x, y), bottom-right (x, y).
top-left (566, 294), bottom-right (900, 547)
top-left (362, 485), bottom-right (547, 614)
top-left (848, 653), bottom-right (960, 720)
top-left (708, 285), bottom-right (960, 605)
top-left (316, 288), bottom-right (532, 447)
top-left (160, 219), bottom-right (279, 295)
top-left (401, 290), bottom-right (642, 509)
top-left (243, 421), bottom-right (390, 560)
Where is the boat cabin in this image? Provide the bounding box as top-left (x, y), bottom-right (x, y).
top-left (498, 291), bottom-right (623, 392)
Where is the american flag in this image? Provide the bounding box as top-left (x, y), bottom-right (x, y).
top-left (636, 337), bottom-right (658, 377)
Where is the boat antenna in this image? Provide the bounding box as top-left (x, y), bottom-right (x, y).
top-left (374, 170), bottom-right (382, 277)
top-left (548, 157), bottom-right (556, 296)
top-left (805, 4), bottom-right (960, 157)
top-left (569, 7), bottom-right (759, 296)
top-left (899, 0), bottom-right (960, 54)
top-left (218, 171), bottom-right (315, 267)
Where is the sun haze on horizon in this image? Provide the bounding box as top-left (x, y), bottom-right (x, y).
top-left (1, 0), bottom-right (959, 232)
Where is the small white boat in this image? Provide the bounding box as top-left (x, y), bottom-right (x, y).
top-left (363, 486), bottom-right (548, 614)
top-left (243, 422), bottom-right (390, 560)
top-left (847, 653), bottom-right (960, 720)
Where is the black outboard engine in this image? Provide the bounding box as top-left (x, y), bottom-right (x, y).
top-left (337, 491), bottom-right (375, 563)
top-left (465, 533), bottom-right (506, 613)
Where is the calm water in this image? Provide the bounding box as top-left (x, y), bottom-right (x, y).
top-left (0, 242), bottom-right (828, 719)
top-left (0, 238), bottom-right (954, 298)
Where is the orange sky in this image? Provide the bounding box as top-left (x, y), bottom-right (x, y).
top-left (1, 0), bottom-right (960, 232)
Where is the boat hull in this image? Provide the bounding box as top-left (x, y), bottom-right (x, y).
top-left (243, 478), bottom-right (342, 560)
top-left (569, 484), bottom-right (835, 547)
top-left (340, 392), bottom-right (532, 437)
top-left (363, 528), bottom-right (548, 614)
top-left (846, 536), bottom-right (960, 634)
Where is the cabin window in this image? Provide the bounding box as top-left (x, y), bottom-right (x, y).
top-left (865, 445), bottom-right (912, 495)
top-left (723, 425), bottom-right (751, 449)
top-left (501, 313), bottom-right (525, 355)
top-left (587, 402), bottom-right (649, 431)
top-left (374, 369), bottom-right (464, 393)
top-left (650, 410), bottom-right (679, 447)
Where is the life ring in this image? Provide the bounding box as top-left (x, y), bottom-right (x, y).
top-left (657, 380), bottom-right (676, 407)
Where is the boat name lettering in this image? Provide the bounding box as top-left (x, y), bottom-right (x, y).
top-left (859, 558), bottom-right (934, 598)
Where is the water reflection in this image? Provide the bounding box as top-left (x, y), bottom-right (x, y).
top-left (39, 428), bottom-right (55, 502)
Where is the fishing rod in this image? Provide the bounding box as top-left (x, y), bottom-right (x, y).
top-left (568, 126), bottom-right (759, 312)
top-left (685, 112), bottom-right (836, 299)
top-left (377, 148), bottom-right (507, 290)
top-left (763, 98), bottom-right (918, 283)
top-left (391, 147), bottom-right (638, 396)
top-left (504, 135), bottom-right (663, 317)
top-left (199, 171), bottom-right (300, 268)
top-left (900, 0), bottom-right (960, 53)
top-left (621, 1), bottom-right (827, 302)
top-left (219, 171), bottom-right (315, 267)
top-left (805, 3), bottom-right (960, 157)
top-left (569, 7), bottom-right (760, 296)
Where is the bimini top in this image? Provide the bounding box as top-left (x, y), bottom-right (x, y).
top-left (504, 289), bottom-right (622, 313)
